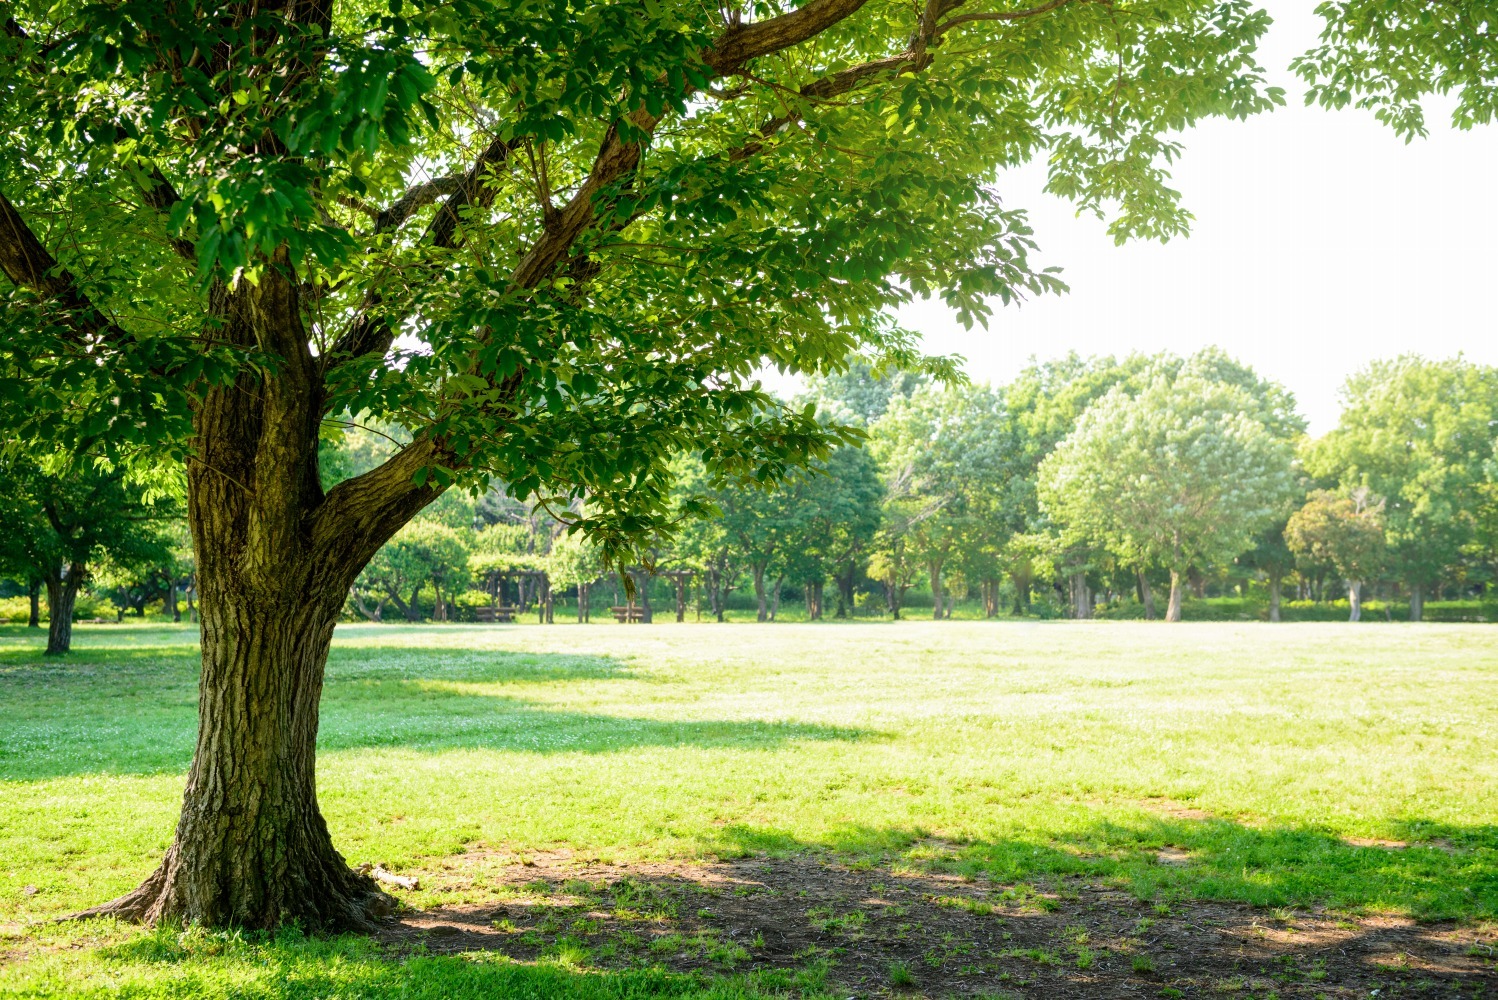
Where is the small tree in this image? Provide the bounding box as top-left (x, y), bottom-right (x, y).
top-left (0, 460), bottom-right (178, 652)
top-left (1039, 373), bottom-right (1296, 621)
top-left (1285, 489), bottom-right (1386, 622)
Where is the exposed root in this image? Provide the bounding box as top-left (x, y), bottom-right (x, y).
top-left (62, 854), bottom-right (396, 932)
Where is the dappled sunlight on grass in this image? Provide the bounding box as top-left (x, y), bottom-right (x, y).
top-left (1, 620), bottom-right (1495, 941)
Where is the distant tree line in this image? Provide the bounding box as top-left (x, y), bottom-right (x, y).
top-left (4, 351), bottom-right (1495, 643)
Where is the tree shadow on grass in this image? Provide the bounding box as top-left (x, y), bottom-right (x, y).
top-left (702, 814), bottom-right (1498, 922)
top-left (0, 644), bottom-right (866, 781)
top-left (354, 820), bottom-right (1497, 998)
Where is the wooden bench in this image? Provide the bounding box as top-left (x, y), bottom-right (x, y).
top-left (609, 605), bottom-right (644, 623)
top-left (475, 605), bottom-right (519, 623)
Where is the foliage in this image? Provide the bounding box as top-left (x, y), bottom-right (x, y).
top-left (1294, 1), bottom-right (1498, 140)
top-left (1037, 369), bottom-right (1296, 597)
top-left (0, 0), bottom-right (1291, 566)
top-left (1285, 488), bottom-right (1386, 584)
top-left (1302, 356), bottom-right (1498, 593)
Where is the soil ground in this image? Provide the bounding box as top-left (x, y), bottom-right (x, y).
top-left (380, 849), bottom-right (1498, 999)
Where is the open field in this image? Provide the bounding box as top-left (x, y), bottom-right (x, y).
top-left (2, 621), bottom-right (1496, 997)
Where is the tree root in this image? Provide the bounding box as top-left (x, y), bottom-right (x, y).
top-left (62, 853), bottom-right (396, 931)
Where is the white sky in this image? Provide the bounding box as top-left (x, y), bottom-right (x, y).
top-left (844, 1), bottom-right (1498, 435)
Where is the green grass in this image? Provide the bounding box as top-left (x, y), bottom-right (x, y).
top-left (2, 620), bottom-right (1496, 994)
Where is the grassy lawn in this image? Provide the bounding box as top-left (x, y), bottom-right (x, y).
top-left (1, 621), bottom-right (1495, 997)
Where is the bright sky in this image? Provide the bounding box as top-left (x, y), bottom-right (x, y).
top-left (884, 0), bottom-right (1498, 435)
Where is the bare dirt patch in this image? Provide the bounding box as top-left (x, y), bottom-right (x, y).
top-left (376, 850), bottom-right (1497, 998)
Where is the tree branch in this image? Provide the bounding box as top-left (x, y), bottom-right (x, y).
top-left (327, 135), bottom-right (520, 364)
top-left (0, 190), bottom-right (127, 344)
top-left (933, 0), bottom-right (1076, 37)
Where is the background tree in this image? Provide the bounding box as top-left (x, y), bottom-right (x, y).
top-left (0, 460), bottom-right (178, 652)
top-left (1039, 372), bottom-right (1296, 621)
top-left (1303, 357), bottom-right (1498, 619)
top-left (1285, 488), bottom-right (1386, 622)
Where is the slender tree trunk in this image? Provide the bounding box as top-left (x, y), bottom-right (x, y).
top-left (1135, 569), bottom-right (1155, 620)
top-left (674, 575), bottom-right (686, 622)
top-left (167, 579), bottom-right (181, 622)
top-left (1165, 569), bottom-right (1184, 622)
top-left (43, 566), bottom-right (82, 655)
top-left (1268, 575), bottom-right (1282, 623)
top-left (769, 574), bottom-right (784, 621)
top-left (28, 578), bottom-right (40, 628)
top-left (1347, 579), bottom-right (1362, 622)
top-left (636, 570), bottom-right (653, 624)
top-left (753, 562), bottom-right (768, 622)
top-left (1408, 581), bottom-right (1424, 622)
top-left (578, 581), bottom-right (589, 622)
top-left (929, 559), bottom-right (944, 620)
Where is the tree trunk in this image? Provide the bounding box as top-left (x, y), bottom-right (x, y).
top-left (578, 581), bottom-right (589, 622)
top-left (43, 566), bottom-right (82, 655)
top-left (1268, 574), bottom-right (1281, 623)
top-left (835, 566), bottom-right (854, 618)
top-left (674, 574), bottom-right (686, 622)
top-left (1408, 581), bottom-right (1424, 621)
top-left (167, 579), bottom-right (181, 622)
top-left (1165, 569), bottom-right (1184, 622)
top-left (929, 559), bottom-right (944, 620)
top-left (1069, 571), bottom-right (1090, 620)
top-left (1347, 579), bottom-right (1362, 622)
top-left (1136, 569), bottom-right (1155, 620)
top-left (769, 574), bottom-right (784, 621)
top-left (28, 578), bottom-right (40, 628)
top-left (72, 269), bottom-right (447, 931)
top-left (405, 585), bottom-right (422, 621)
top-left (635, 570), bottom-right (653, 624)
top-left (753, 562), bottom-right (768, 622)
top-left (1010, 568), bottom-right (1031, 615)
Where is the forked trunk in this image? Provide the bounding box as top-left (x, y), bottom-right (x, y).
top-left (44, 566), bottom-right (82, 655)
top-left (1165, 569), bottom-right (1184, 622)
top-left (1347, 579), bottom-right (1362, 622)
top-left (77, 270), bottom-right (441, 931)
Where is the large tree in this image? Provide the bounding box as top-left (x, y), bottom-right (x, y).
top-left (1038, 372), bottom-right (1296, 621)
top-left (2, 0), bottom-right (1292, 928)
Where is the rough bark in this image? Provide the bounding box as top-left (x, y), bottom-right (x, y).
top-left (76, 270), bottom-right (441, 931)
top-left (43, 565), bottom-right (82, 655)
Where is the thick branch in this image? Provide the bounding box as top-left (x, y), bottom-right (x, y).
top-left (707, 0), bottom-right (875, 74)
top-left (0, 190), bottom-right (125, 343)
top-left (934, 0), bottom-right (1075, 36)
top-left (372, 174), bottom-right (466, 234)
